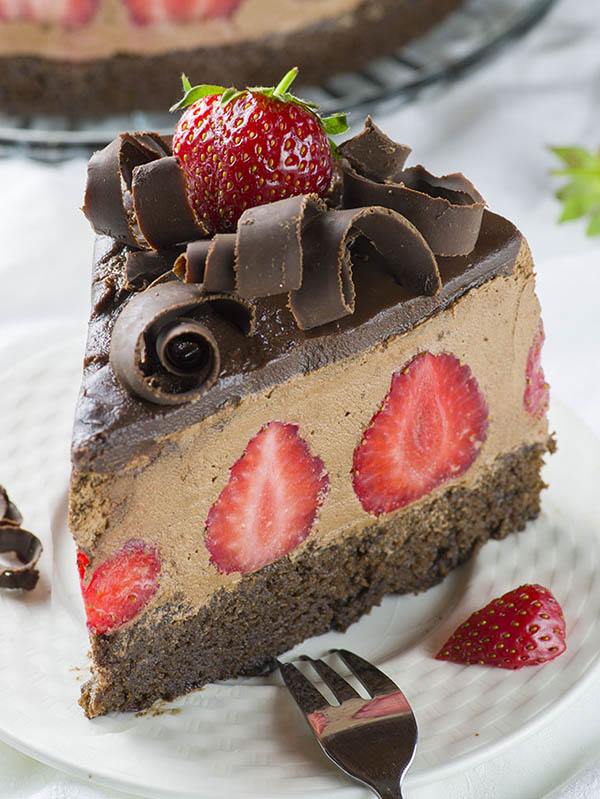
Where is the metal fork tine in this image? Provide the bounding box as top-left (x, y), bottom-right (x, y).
top-left (279, 661), bottom-right (329, 715)
top-left (333, 650), bottom-right (399, 697)
top-left (301, 657), bottom-right (360, 704)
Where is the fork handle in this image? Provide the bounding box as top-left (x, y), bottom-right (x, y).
top-left (377, 785), bottom-right (404, 799)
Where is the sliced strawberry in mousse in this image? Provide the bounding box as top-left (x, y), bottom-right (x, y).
top-left (0, 0), bottom-right (100, 24)
top-left (79, 540), bottom-right (161, 635)
top-left (524, 321), bottom-right (550, 418)
top-left (205, 421), bottom-right (329, 575)
top-left (436, 584), bottom-right (566, 669)
top-left (352, 352), bottom-right (489, 515)
top-left (124, 0), bottom-right (241, 24)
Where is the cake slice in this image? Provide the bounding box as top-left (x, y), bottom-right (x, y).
top-left (0, 0), bottom-right (463, 115)
top-left (70, 93), bottom-right (552, 717)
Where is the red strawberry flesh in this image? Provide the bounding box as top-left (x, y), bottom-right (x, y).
top-left (0, 0), bottom-right (100, 24)
top-left (205, 421), bottom-right (329, 575)
top-left (124, 0), bottom-right (240, 24)
top-left (524, 321), bottom-right (550, 418)
top-left (79, 539), bottom-right (161, 635)
top-left (173, 89), bottom-right (333, 233)
top-left (436, 584), bottom-right (566, 669)
top-left (352, 352), bottom-right (489, 515)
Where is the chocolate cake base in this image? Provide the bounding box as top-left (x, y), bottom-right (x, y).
top-left (0, 0), bottom-right (462, 116)
top-left (81, 440), bottom-right (551, 718)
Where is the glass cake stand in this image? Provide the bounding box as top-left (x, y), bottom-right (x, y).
top-left (0, 0), bottom-right (556, 162)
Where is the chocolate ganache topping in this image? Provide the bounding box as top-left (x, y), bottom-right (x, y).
top-left (83, 118), bottom-right (487, 406)
top-left (0, 486), bottom-right (43, 591)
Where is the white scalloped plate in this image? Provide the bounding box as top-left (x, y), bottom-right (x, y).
top-left (1, 324), bottom-right (600, 799)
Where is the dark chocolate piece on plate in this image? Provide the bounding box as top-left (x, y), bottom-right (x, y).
top-left (0, 487), bottom-right (43, 591)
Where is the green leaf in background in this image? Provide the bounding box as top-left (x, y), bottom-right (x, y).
top-left (550, 145), bottom-right (600, 236)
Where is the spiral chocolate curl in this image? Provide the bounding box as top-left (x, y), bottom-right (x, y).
top-left (83, 133), bottom-right (207, 251)
top-left (110, 281), bottom-right (255, 405)
top-left (0, 487), bottom-right (43, 591)
top-left (340, 118), bottom-right (485, 257)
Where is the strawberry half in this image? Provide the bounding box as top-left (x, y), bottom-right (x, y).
top-left (524, 321), bottom-right (550, 418)
top-left (123, 0), bottom-right (240, 25)
top-left (352, 352), bottom-right (489, 516)
top-left (0, 0), bottom-right (100, 24)
top-left (79, 540), bottom-right (161, 635)
top-left (436, 584), bottom-right (567, 669)
top-left (171, 67), bottom-right (347, 233)
top-left (205, 421), bottom-right (329, 575)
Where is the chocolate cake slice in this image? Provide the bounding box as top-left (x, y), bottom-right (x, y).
top-left (70, 113), bottom-right (551, 718)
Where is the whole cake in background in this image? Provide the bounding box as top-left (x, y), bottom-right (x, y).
top-left (69, 70), bottom-right (552, 718)
top-left (0, 0), bottom-right (463, 115)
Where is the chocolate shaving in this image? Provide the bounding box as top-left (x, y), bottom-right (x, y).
top-left (236, 195), bottom-right (325, 298)
top-left (290, 205), bottom-right (440, 330)
top-left (340, 118), bottom-right (485, 256)
top-left (0, 486), bottom-right (42, 591)
top-left (110, 281), bottom-right (255, 405)
top-left (175, 195), bottom-right (439, 331)
top-left (174, 235), bottom-right (237, 293)
top-left (132, 157), bottom-right (208, 250)
top-left (0, 485), bottom-right (22, 526)
top-left (83, 133), bottom-right (206, 251)
top-left (126, 248), bottom-right (183, 291)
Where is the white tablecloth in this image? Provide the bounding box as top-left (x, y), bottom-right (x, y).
top-left (1, 0), bottom-right (600, 796)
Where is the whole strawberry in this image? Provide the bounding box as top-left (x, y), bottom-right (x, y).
top-left (171, 67), bottom-right (347, 233)
top-left (436, 584), bottom-right (566, 669)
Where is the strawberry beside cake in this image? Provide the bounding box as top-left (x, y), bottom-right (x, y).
top-left (0, 0), bottom-right (463, 115)
top-left (69, 73), bottom-right (552, 717)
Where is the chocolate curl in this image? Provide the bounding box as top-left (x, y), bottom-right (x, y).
top-left (83, 132), bottom-right (171, 248)
top-left (126, 248), bottom-right (184, 291)
top-left (290, 206), bottom-right (441, 330)
top-left (132, 157), bottom-right (208, 250)
top-left (236, 195), bottom-right (325, 298)
top-left (340, 118), bottom-right (485, 257)
top-left (0, 487), bottom-right (42, 591)
top-left (83, 134), bottom-right (207, 251)
top-left (0, 485), bottom-right (22, 526)
top-left (110, 282), bottom-right (255, 405)
top-left (174, 235), bottom-right (237, 293)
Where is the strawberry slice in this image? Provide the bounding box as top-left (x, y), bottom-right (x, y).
top-left (79, 540), bottom-right (161, 635)
top-left (205, 422), bottom-right (329, 575)
top-left (435, 584), bottom-right (566, 669)
top-left (0, 0), bottom-right (100, 24)
top-left (524, 321), bottom-right (550, 418)
top-left (307, 710), bottom-right (329, 737)
top-left (352, 691), bottom-right (411, 721)
top-left (124, 0), bottom-right (240, 24)
top-left (352, 352), bottom-right (488, 515)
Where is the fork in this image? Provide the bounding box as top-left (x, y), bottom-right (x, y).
top-left (279, 650), bottom-right (418, 799)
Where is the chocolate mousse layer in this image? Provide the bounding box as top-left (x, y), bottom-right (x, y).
top-left (0, 0), bottom-right (463, 115)
top-left (81, 440), bottom-right (550, 717)
top-left (72, 209), bottom-right (522, 474)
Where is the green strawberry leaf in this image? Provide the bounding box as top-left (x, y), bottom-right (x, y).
top-left (550, 144), bottom-right (600, 236)
top-left (171, 67), bottom-right (348, 149)
top-left (322, 113), bottom-right (349, 136)
top-left (170, 80), bottom-right (227, 112)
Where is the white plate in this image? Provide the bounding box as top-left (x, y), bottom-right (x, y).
top-left (1, 327), bottom-right (600, 799)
